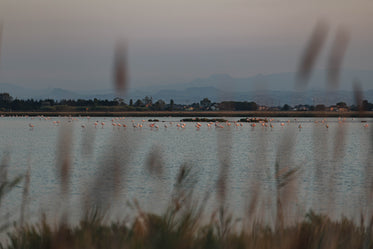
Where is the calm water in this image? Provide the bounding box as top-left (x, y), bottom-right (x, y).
top-left (0, 116), bottom-right (372, 224)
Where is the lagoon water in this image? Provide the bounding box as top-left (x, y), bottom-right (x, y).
top-left (0, 116), bottom-right (372, 225)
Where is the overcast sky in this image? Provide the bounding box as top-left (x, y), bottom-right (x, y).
top-left (0, 0), bottom-right (372, 91)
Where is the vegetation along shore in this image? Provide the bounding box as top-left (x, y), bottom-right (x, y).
top-left (1, 93), bottom-right (373, 117)
top-left (1, 111), bottom-right (373, 117)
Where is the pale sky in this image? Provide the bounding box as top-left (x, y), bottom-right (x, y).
top-left (0, 0), bottom-right (372, 91)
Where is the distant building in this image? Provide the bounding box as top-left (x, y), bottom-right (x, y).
top-left (338, 107), bottom-right (349, 112)
top-left (268, 106), bottom-right (280, 111)
top-left (294, 105), bottom-right (310, 111)
top-left (210, 104), bottom-right (219, 111)
top-left (329, 106), bottom-right (348, 112)
top-left (258, 105), bottom-right (269, 111)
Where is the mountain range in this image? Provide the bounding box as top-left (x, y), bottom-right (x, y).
top-left (1, 70), bottom-right (373, 106)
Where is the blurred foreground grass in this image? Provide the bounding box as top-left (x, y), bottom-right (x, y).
top-left (3, 209), bottom-right (373, 249)
top-left (1, 162), bottom-right (373, 249)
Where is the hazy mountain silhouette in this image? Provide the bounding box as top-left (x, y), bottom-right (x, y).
top-left (1, 70), bottom-right (372, 106)
top-left (160, 70), bottom-right (373, 92)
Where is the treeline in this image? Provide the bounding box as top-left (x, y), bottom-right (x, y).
top-left (1, 92), bottom-right (373, 112)
top-left (290, 101), bottom-right (373, 112)
top-left (0, 93), bottom-right (259, 112)
top-left (0, 93), bottom-right (176, 112)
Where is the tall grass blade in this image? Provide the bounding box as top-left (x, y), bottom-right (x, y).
top-left (113, 40), bottom-right (128, 95)
top-left (296, 20), bottom-right (329, 89)
top-left (327, 27), bottom-right (350, 89)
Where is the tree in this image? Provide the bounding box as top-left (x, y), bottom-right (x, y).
top-left (281, 104), bottom-right (291, 111)
top-left (200, 98), bottom-right (211, 110)
top-left (0, 93), bottom-right (13, 110)
top-left (315, 104), bottom-right (326, 111)
top-left (240, 101), bottom-right (257, 111)
top-left (0, 93), bottom-right (13, 103)
top-left (336, 102), bottom-right (347, 108)
top-left (129, 99), bottom-right (133, 106)
top-left (134, 99), bottom-right (144, 107)
top-left (170, 99), bottom-right (174, 111)
top-left (153, 99), bottom-right (166, 111)
top-left (362, 100), bottom-right (373, 111)
top-left (114, 97), bottom-right (124, 105)
top-left (143, 96), bottom-right (153, 106)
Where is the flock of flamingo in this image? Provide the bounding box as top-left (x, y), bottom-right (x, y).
top-left (2, 115), bottom-right (366, 131)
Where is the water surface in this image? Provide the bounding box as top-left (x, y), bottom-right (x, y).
top-left (0, 116), bottom-right (372, 225)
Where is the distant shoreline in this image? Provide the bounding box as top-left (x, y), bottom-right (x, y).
top-left (1, 111), bottom-right (373, 118)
